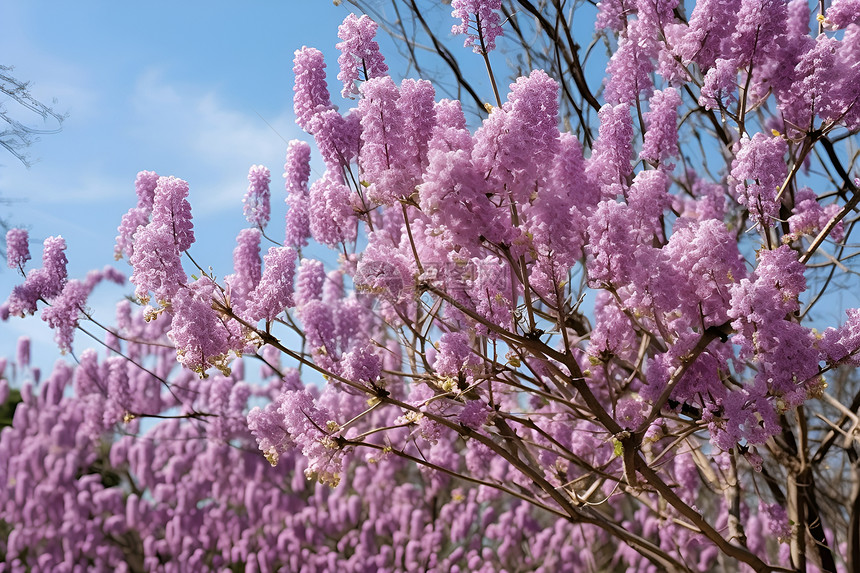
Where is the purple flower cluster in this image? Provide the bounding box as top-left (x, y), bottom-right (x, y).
top-left (168, 278), bottom-right (232, 376)
top-left (225, 227), bottom-right (261, 315)
top-left (5, 228), bottom-right (30, 269)
top-left (358, 76), bottom-right (417, 205)
top-left (243, 165), bottom-right (271, 229)
top-left (293, 47), bottom-right (334, 132)
top-left (336, 14), bottom-right (388, 98)
top-left (451, 0), bottom-right (504, 54)
top-left (730, 132), bottom-right (787, 229)
top-left (587, 103), bottom-right (634, 193)
top-left (283, 140), bottom-right (312, 249)
top-left (128, 220), bottom-right (187, 303)
top-left (3, 236), bottom-right (68, 318)
top-left (114, 170), bottom-right (159, 260)
top-left (604, 20), bottom-right (656, 105)
top-left (245, 246), bottom-right (297, 323)
top-left (128, 175), bottom-right (195, 305)
top-left (640, 88), bottom-right (682, 166)
top-left (785, 187), bottom-right (845, 243)
top-left (308, 171), bottom-right (356, 247)
top-left (472, 70), bottom-right (561, 205)
top-left (41, 279), bottom-right (90, 353)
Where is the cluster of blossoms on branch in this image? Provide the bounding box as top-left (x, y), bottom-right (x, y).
top-left (3, 0), bottom-right (860, 571)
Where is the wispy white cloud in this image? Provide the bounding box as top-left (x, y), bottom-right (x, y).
top-left (128, 68), bottom-right (301, 213)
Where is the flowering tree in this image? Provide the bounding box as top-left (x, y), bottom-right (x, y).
top-left (3, 0), bottom-right (860, 571)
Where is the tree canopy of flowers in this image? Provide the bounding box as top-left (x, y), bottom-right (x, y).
top-left (3, 2), bottom-right (860, 571)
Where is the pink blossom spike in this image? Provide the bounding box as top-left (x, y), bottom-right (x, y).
top-left (6, 228), bottom-right (30, 269)
top-left (243, 165), bottom-right (271, 230)
top-left (336, 14), bottom-right (389, 98)
top-left (245, 247), bottom-right (298, 323)
top-left (451, 0), bottom-right (504, 54)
